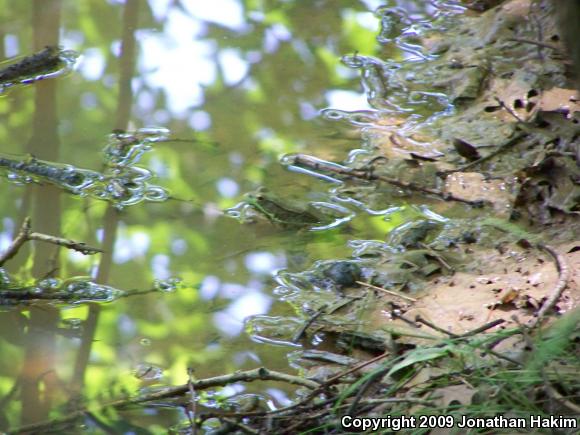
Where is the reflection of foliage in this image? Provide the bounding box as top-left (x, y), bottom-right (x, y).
top-left (0, 0), bottom-right (387, 431)
top-left (200, 0), bottom-right (377, 162)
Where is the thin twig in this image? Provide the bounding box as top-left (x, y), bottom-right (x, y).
top-left (356, 281), bottom-right (418, 302)
top-left (529, 1), bottom-right (545, 60)
top-left (382, 326), bottom-right (438, 341)
top-left (415, 316), bottom-right (520, 364)
top-left (0, 217), bottom-right (101, 267)
top-left (0, 290), bottom-right (80, 301)
top-left (418, 243), bottom-right (454, 272)
top-left (494, 97), bottom-right (525, 123)
top-left (0, 217), bottom-right (31, 266)
top-left (438, 132), bottom-right (527, 175)
top-left (325, 296), bottom-right (363, 315)
top-left (28, 232), bottom-right (102, 255)
top-left (484, 328), bottom-right (524, 366)
top-left (346, 364), bottom-right (392, 416)
top-left (0, 285), bottom-right (168, 303)
top-left (288, 154), bottom-right (485, 206)
top-left (415, 315), bottom-right (459, 338)
top-left (222, 355), bottom-right (391, 429)
top-left (527, 244), bottom-right (570, 328)
top-left (220, 418), bottom-right (259, 435)
top-left (506, 38), bottom-right (562, 53)
top-left (458, 319), bottom-right (506, 338)
top-left (9, 367), bottom-right (321, 434)
top-left (292, 304), bottom-right (328, 342)
top-left (315, 351), bottom-right (390, 389)
top-left (359, 397), bottom-right (434, 406)
top-left (390, 309), bottom-right (421, 328)
top-left (120, 367), bottom-right (320, 407)
top-left (542, 375), bottom-right (580, 414)
top-left (483, 346), bottom-right (522, 366)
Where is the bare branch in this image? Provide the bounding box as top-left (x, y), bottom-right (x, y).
top-left (0, 217), bottom-right (31, 266)
top-left (0, 217), bottom-right (101, 267)
top-left (527, 244), bottom-right (570, 328)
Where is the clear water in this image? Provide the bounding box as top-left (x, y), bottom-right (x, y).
top-left (0, 0), bottom-right (464, 431)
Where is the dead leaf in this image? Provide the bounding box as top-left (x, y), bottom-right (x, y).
top-left (499, 288), bottom-right (520, 305)
top-left (453, 138), bottom-right (481, 161)
top-left (433, 384), bottom-right (477, 408)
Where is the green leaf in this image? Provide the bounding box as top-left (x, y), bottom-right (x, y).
top-left (386, 347), bottom-right (449, 377)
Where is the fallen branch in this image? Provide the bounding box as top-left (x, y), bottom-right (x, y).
top-left (28, 232), bottom-right (102, 255)
top-left (458, 319), bottom-right (505, 338)
top-left (220, 418), bottom-right (259, 435)
top-left (416, 316), bottom-right (521, 365)
top-left (0, 217), bottom-right (31, 266)
top-left (438, 132), bottom-right (527, 176)
top-left (527, 244), bottom-right (570, 328)
top-left (356, 281), bottom-right (417, 302)
top-left (542, 374), bottom-right (580, 414)
top-left (292, 304), bottom-right (328, 342)
top-left (415, 315), bottom-right (459, 338)
top-left (312, 351), bottom-right (390, 391)
top-left (121, 367), bottom-right (320, 407)
top-left (0, 217), bottom-right (101, 267)
top-left (346, 362), bottom-right (393, 416)
top-left (506, 37), bottom-right (563, 53)
top-left (0, 285), bottom-right (178, 304)
top-left (0, 290), bottom-right (77, 301)
top-left (0, 46), bottom-right (65, 84)
top-left (287, 154), bottom-right (485, 206)
top-left (9, 367), bottom-right (320, 434)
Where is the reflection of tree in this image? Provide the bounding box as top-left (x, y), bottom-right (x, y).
top-left (0, 0), bottom-right (386, 431)
top-left (20, 0), bottom-right (62, 427)
top-left (70, 0), bottom-right (141, 406)
top-left (200, 0), bottom-right (372, 161)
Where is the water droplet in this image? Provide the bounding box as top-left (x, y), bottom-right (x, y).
top-left (154, 277), bottom-right (182, 293)
top-left (62, 278), bottom-right (124, 303)
top-left (0, 268), bottom-right (12, 286)
top-left (144, 186), bottom-right (169, 202)
top-left (320, 108), bottom-right (380, 125)
top-left (37, 277), bottom-right (62, 290)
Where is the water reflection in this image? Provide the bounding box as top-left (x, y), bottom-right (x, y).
top-left (0, 0), bottom-right (453, 431)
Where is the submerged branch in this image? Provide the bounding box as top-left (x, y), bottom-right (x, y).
top-left (8, 367), bottom-right (320, 434)
top-left (0, 46), bottom-right (64, 84)
top-left (288, 154), bottom-right (485, 206)
top-left (115, 368), bottom-right (320, 407)
top-left (292, 304), bottom-right (328, 342)
top-left (0, 290), bottom-right (77, 301)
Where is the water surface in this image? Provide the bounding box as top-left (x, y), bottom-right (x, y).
top-left (0, 0), bottom-right (459, 431)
